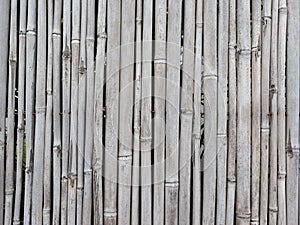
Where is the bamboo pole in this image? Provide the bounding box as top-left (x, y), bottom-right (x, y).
top-left (192, 0), bottom-right (203, 224)
top-left (93, 0), bottom-right (107, 224)
top-left (82, 0), bottom-right (95, 223)
top-left (52, 0), bottom-right (63, 223)
top-left (286, 0), bottom-right (300, 224)
top-left (225, 0), bottom-right (237, 223)
top-left (141, 0), bottom-right (153, 224)
top-left (179, 0), bottom-right (195, 224)
top-left (236, 0), bottom-right (251, 224)
top-left (104, 0), bottom-right (120, 223)
top-left (153, 0), bottom-right (166, 224)
top-left (77, 0), bottom-right (87, 223)
top-left (61, 0), bottom-right (71, 224)
top-left (118, 0), bottom-right (135, 224)
top-left (42, 0), bottom-right (53, 224)
top-left (23, 0), bottom-right (37, 223)
top-left (202, 0), bottom-right (217, 223)
top-left (13, 0), bottom-right (27, 224)
top-left (131, 0), bottom-right (142, 223)
top-left (277, 1), bottom-right (287, 224)
top-left (269, 0), bottom-right (279, 224)
top-left (68, 0), bottom-right (80, 223)
top-left (216, 0), bottom-right (229, 224)
top-left (165, 0), bottom-right (181, 224)
top-left (260, 0), bottom-right (272, 224)
top-left (0, 0), bottom-right (10, 224)
top-left (250, 0), bottom-right (261, 224)
top-left (4, 0), bottom-right (17, 223)
top-left (31, 0), bottom-right (47, 223)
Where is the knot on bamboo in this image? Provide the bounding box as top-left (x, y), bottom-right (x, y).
top-left (165, 181), bottom-right (179, 188)
top-left (62, 46), bottom-right (71, 60)
top-left (136, 17), bottom-right (142, 24)
top-left (25, 166), bottom-right (32, 173)
top-left (35, 107), bottom-right (46, 114)
top-left (236, 212), bottom-right (251, 219)
top-left (5, 188), bottom-right (14, 195)
top-left (47, 88), bottom-right (53, 95)
top-left (17, 124), bottom-right (25, 132)
top-left (286, 145), bottom-right (299, 158)
top-left (19, 30), bottom-right (26, 36)
top-left (278, 171), bottom-right (287, 179)
top-left (118, 154), bottom-right (132, 161)
top-left (154, 58), bottom-right (167, 64)
top-left (269, 206), bottom-right (278, 213)
top-left (270, 84), bottom-right (277, 93)
top-left (228, 43), bottom-right (237, 50)
top-left (97, 32), bottom-right (107, 39)
top-left (53, 144), bottom-right (62, 155)
top-left (104, 211), bottom-right (117, 218)
top-left (133, 126), bottom-right (140, 133)
top-left (140, 136), bottom-right (152, 143)
top-left (227, 177), bottom-right (236, 183)
top-left (193, 133), bottom-right (201, 139)
top-left (79, 59), bottom-right (86, 75)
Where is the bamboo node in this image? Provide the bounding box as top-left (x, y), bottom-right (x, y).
top-left (227, 177), bottom-right (236, 183)
top-left (98, 32), bottom-right (107, 39)
top-left (136, 17), bottom-right (142, 24)
top-left (278, 6), bottom-right (288, 12)
top-left (180, 108), bottom-right (193, 114)
top-left (62, 47), bottom-right (71, 60)
top-left (203, 74), bottom-right (217, 79)
top-left (269, 207), bottom-right (278, 212)
top-left (193, 133), bottom-right (201, 139)
top-left (36, 107), bottom-right (46, 114)
top-left (52, 32), bottom-right (61, 38)
top-left (154, 58), bottom-right (167, 64)
top-left (104, 211), bottom-right (117, 217)
top-left (118, 154), bottom-right (133, 161)
top-left (26, 29), bottom-right (37, 36)
top-left (84, 169), bottom-right (93, 175)
top-left (140, 136), bottom-right (152, 143)
top-left (237, 49), bottom-right (251, 55)
top-left (196, 22), bottom-right (203, 28)
top-left (5, 188), bottom-right (14, 195)
top-left (165, 181), bottom-right (179, 187)
top-left (17, 124), bottom-right (25, 132)
top-left (236, 212), bottom-right (251, 219)
top-left (228, 43), bottom-right (237, 50)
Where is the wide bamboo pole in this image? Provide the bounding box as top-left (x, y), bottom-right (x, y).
top-left (216, 0), bottom-right (228, 224)
top-left (179, 1), bottom-right (195, 224)
top-left (131, 0), bottom-right (142, 223)
top-left (52, 0), bottom-right (63, 223)
top-left (93, 0), bottom-right (107, 224)
top-left (61, 0), bottom-right (71, 224)
top-left (23, 0), bottom-right (37, 223)
top-left (141, 0), bottom-right (153, 224)
top-left (31, 0), bottom-right (47, 223)
top-left (269, 0), bottom-right (279, 224)
top-left (286, 0), bottom-right (300, 224)
top-left (13, 0), bottom-right (27, 224)
top-left (82, 0), bottom-right (95, 224)
top-left (77, 0), bottom-right (87, 223)
top-left (192, 0), bottom-right (203, 224)
top-left (104, 0), bottom-right (120, 223)
top-left (4, 0), bottom-right (17, 223)
top-left (236, 0), bottom-right (251, 224)
top-left (0, 1), bottom-right (10, 223)
top-left (165, 0), bottom-right (181, 224)
top-left (277, 0), bottom-right (287, 224)
top-left (260, 1), bottom-right (272, 224)
top-left (202, 0), bottom-right (217, 223)
top-left (153, 0), bottom-right (166, 224)
top-left (225, 0), bottom-right (237, 223)
top-left (118, 0), bottom-right (135, 224)
top-left (68, 0), bottom-right (80, 223)
top-left (250, 1), bottom-right (261, 225)
top-left (43, 0), bottom-right (53, 224)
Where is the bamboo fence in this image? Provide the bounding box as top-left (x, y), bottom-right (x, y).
top-left (0, 0), bottom-right (299, 224)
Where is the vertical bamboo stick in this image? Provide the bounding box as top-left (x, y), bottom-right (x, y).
top-left (269, 0), bottom-right (279, 224)
top-left (0, 0), bottom-right (10, 224)
top-left (77, 0), bottom-right (87, 223)
top-left (277, 1), bottom-right (287, 224)
top-left (236, 0), bottom-right (251, 224)
top-left (118, 0), bottom-right (135, 224)
top-left (179, 0), bottom-right (195, 224)
top-left (260, 0), bottom-right (272, 224)
top-left (104, 0), bottom-right (120, 223)
top-left (286, 0), bottom-right (300, 224)
top-left (4, 0), bottom-right (17, 223)
top-left (24, 0), bottom-right (37, 223)
top-left (52, 0), bottom-right (63, 224)
top-left (192, 0), bottom-right (203, 224)
top-left (141, 0), bottom-right (153, 224)
top-left (61, 0), bottom-right (71, 224)
top-left (216, 0), bottom-right (229, 224)
top-left (131, 0), bottom-right (142, 223)
top-left (42, 0), bottom-right (53, 224)
top-left (31, 0), bottom-right (47, 223)
top-left (202, 0), bottom-right (217, 223)
top-left (13, 0), bottom-right (27, 224)
top-left (250, 0), bottom-right (261, 224)
top-left (165, 0), bottom-right (182, 224)
top-left (225, 0), bottom-right (237, 223)
top-left (82, 0), bottom-right (96, 224)
top-left (153, 0), bottom-right (166, 224)
top-left (68, 0), bottom-right (80, 223)
top-left (93, 0), bottom-right (107, 224)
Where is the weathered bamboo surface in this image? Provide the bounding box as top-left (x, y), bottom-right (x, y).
top-left (0, 0), bottom-right (299, 224)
